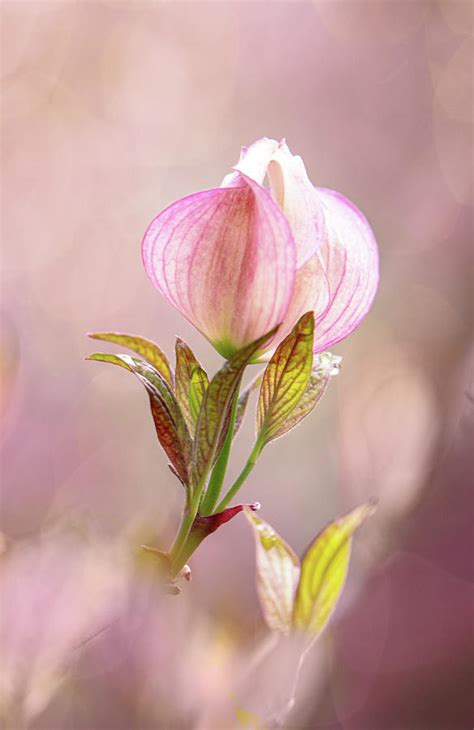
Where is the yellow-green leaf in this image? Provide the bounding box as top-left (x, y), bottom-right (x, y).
top-left (193, 327), bottom-right (278, 488)
top-left (189, 366), bottom-right (209, 424)
top-left (256, 312), bottom-right (314, 447)
top-left (86, 352), bottom-right (192, 487)
top-left (88, 332), bottom-right (173, 387)
top-left (292, 501), bottom-right (376, 636)
top-left (175, 338), bottom-right (207, 434)
top-left (245, 510), bottom-right (300, 635)
top-left (270, 352), bottom-right (341, 441)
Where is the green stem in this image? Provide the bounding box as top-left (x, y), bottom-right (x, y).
top-left (214, 440), bottom-right (262, 513)
top-left (171, 527), bottom-right (208, 576)
top-left (169, 467), bottom-right (208, 565)
top-left (200, 387), bottom-right (240, 516)
top-left (169, 508), bottom-right (195, 564)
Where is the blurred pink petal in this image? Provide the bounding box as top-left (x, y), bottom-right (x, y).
top-left (142, 175), bottom-right (296, 357)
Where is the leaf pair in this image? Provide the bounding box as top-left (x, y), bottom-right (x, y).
top-left (87, 328), bottom-right (276, 501)
top-left (255, 312), bottom-right (341, 450)
top-left (245, 502), bottom-right (376, 636)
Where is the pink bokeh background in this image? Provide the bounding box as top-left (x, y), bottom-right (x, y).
top-left (1, 2), bottom-right (472, 728)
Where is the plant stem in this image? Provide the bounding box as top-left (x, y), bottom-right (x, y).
top-left (169, 507), bottom-right (195, 564)
top-left (200, 388), bottom-right (239, 516)
top-left (170, 438), bottom-right (263, 573)
top-left (214, 439), bottom-right (262, 513)
top-left (171, 527), bottom-right (208, 576)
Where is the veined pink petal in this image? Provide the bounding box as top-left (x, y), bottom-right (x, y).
top-left (142, 177), bottom-right (296, 357)
top-left (277, 188), bottom-right (379, 353)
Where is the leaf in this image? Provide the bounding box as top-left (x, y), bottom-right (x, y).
top-left (292, 501), bottom-right (376, 636)
top-left (245, 510), bottom-right (300, 634)
top-left (87, 352), bottom-right (192, 487)
top-left (233, 372), bottom-right (263, 438)
top-left (256, 312), bottom-right (314, 447)
top-left (193, 326), bottom-right (278, 488)
top-left (88, 332), bottom-right (173, 387)
top-left (189, 367), bottom-right (209, 425)
top-left (87, 352), bottom-right (134, 372)
top-left (209, 372), bottom-right (261, 476)
top-left (193, 501), bottom-right (260, 536)
top-left (175, 339), bottom-right (207, 434)
top-left (270, 352), bottom-right (341, 441)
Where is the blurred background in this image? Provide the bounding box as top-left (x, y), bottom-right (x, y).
top-left (1, 1), bottom-right (472, 728)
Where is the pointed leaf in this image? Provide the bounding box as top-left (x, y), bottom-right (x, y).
top-left (194, 501), bottom-right (260, 536)
top-left (233, 372), bottom-right (263, 438)
top-left (270, 353), bottom-right (341, 440)
top-left (257, 312), bottom-right (314, 446)
top-left (175, 339), bottom-right (207, 434)
top-left (189, 367), bottom-right (209, 425)
top-left (193, 327), bottom-right (278, 487)
top-left (293, 501), bottom-right (376, 636)
top-left (209, 372), bottom-right (261, 476)
top-left (87, 352), bottom-right (134, 372)
top-left (87, 353), bottom-right (191, 487)
top-left (88, 332), bottom-right (173, 387)
top-left (245, 510), bottom-right (300, 634)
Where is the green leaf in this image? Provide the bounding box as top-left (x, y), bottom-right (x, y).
top-left (292, 501), bottom-right (376, 636)
top-left (189, 367), bottom-right (209, 425)
top-left (256, 312), bottom-right (314, 447)
top-left (233, 372), bottom-right (262, 438)
top-left (175, 339), bottom-right (207, 435)
top-left (202, 372), bottom-right (262, 508)
top-left (270, 352), bottom-right (341, 441)
top-left (204, 372), bottom-right (262, 485)
top-left (245, 509), bottom-right (300, 634)
top-left (88, 332), bottom-right (173, 387)
top-left (86, 352), bottom-right (192, 487)
top-left (193, 326), bottom-right (278, 488)
top-left (87, 352), bottom-right (133, 371)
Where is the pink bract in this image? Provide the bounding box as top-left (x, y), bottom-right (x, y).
top-left (142, 138), bottom-right (379, 357)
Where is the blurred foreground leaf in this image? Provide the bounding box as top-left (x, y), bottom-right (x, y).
top-left (235, 707), bottom-right (265, 729)
top-left (245, 510), bottom-right (300, 634)
top-left (87, 353), bottom-right (192, 487)
top-left (293, 501), bottom-right (377, 636)
top-left (256, 312), bottom-right (314, 447)
top-left (88, 332), bottom-right (173, 387)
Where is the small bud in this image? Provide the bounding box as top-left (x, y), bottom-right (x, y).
top-left (179, 564), bottom-right (192, 582)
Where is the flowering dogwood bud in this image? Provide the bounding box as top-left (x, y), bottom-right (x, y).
top-left (142, 138), bottom-right (378, 358)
